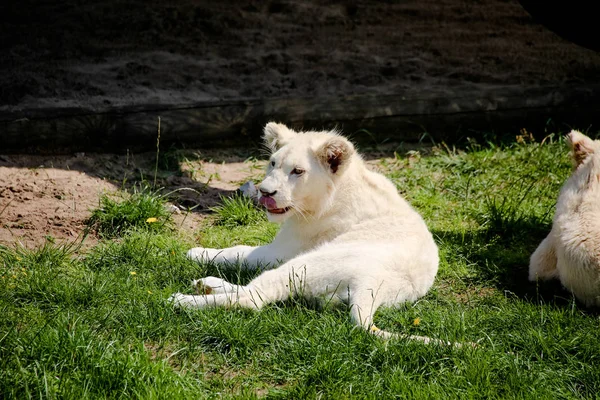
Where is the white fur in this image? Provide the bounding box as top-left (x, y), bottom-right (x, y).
top-left (529, 130), bottom-right (600, 306)
top-left (171, 123), bottom-right (451, 345)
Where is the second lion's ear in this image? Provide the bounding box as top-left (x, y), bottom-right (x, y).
top-left (317, 136), bottom-right (355, 174)
top-left (568, 130), bottom-right (597, 166)
top-left (263, 122), bottom-right (297, 153)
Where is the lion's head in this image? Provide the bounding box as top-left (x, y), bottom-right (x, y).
top-left (564, 130), bottom-right (600, 191)
top-left (567, 130), bottom-right (600, 168)
top-left (257, 122), bottom-right (356, 223)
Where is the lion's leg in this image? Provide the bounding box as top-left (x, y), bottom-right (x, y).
top-left (529, 233), bottom-right (559, 281)
top-left (171, 275), bottom-right (273, 310)
top-left (187, 243), bottom-right (288, 268)
top-left (169, 290), bottom-right (267, 310)
top-left (348, 287), bottom-right (385, 332)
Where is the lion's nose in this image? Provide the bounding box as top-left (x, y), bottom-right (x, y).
top-left (259, 188), bottom-right (277, 197)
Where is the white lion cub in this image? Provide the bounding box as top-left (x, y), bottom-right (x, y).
top-left (171, 122), bottom-right (442, 342)
top-left (530, 130), bottom-right (600, 306)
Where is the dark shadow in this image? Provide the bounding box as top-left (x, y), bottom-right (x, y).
top-left (519, 1), bottom-right (599, 52)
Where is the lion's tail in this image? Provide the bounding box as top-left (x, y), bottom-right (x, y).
top-left (369, 325), bottom-right (478, 349)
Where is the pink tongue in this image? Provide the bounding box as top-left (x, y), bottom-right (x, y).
top-left (259, 196), bottom-right (278, 209)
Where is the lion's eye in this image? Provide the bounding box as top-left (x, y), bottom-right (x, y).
top-left (291, 168), bottom-right (305, 176)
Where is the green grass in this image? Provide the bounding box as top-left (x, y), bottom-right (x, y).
top-left (211, 193), bottom-right (267, 228)
top-left (87, 185), bottom-right (173, 238)
top-left (2, 134), bottom-right (600, 398)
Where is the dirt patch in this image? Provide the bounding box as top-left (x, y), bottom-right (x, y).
top-left (0, 159), bottom-right (114, 248)
top-left (0, 150), bottom-right (266, 248)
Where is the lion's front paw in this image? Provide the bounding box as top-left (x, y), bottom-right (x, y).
top-left (168, 292), bottom-right (187, 307)
top-left (193, 278), bottom-right (213, 294)
top-left (193, 276), bottom-right (236, 294)
top-left (187, 247), bottom-right (223, 263)
top-left (168, 292), bottom-right (208, 308)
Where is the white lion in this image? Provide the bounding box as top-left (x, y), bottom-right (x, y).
top-left (529, 130), bottom-right (600, 306)
top-left (171, 122), bottom-right (446, 344)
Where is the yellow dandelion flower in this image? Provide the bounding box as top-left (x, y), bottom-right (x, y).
top-left (370, 325), bottom-right (381, 332)
top-left (130, 271), bottom-right (137, 275)
top-left (147, 290), bottom-right (153, 294)
top-left (413, 317), bottom-right (421, 326)
top-left (159, 318), bottom-right (163, 321)
top-left (146, 217), bottom-right (158, 223)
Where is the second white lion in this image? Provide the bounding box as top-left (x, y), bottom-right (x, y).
top-left (171, 122), bottom-right (441, 342)
top-left (530, 130), bottom-right (600, 306)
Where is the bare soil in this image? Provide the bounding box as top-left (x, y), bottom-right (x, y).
top-left (0, 150), bottom-right (267, 248)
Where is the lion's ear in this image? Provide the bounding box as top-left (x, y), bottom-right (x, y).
top-left (317, 136), bottom-right (355, 174)
top-left (263, 122), bottom-right (297, 152)
top-left (568, 130), bottom-right (597, 166)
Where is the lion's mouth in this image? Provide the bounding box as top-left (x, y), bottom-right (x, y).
top-left (267, 206), bottom-right (291, 214)
top-left (259, 196), bottom-right (291, 215)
